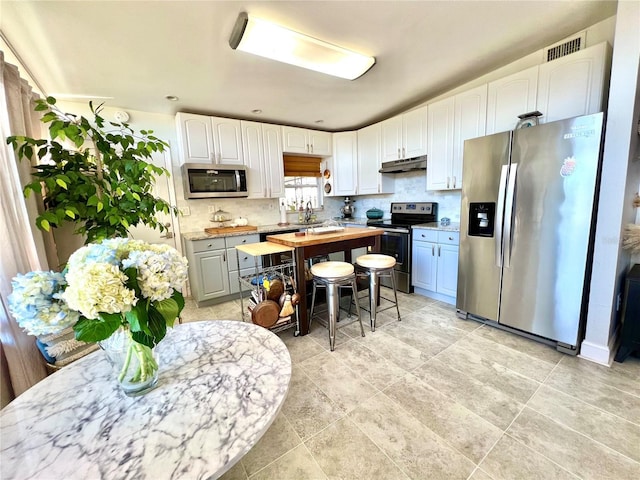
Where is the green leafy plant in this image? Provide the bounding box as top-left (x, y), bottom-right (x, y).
top-left (7, 96), bottom-right (177, 243)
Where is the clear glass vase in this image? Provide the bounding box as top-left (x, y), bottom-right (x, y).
top-left (98, 327), bottom-right (159, 396)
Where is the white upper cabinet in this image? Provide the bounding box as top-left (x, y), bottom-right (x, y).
top-left (211, 117), bottom-right (244, 165)
top-left (176, 112), bottom-right (214, 163)
top-left (427, 85), bottom-right (486, 191)
top-left (427, 97), bottom-right (455, 191)
top-left (452, 84), bottom-right (487, 189)
top-left (403, 106), bottom-right (428, 159)
top-left (536, 42), bottom-right (610, 124)
top-left (381, 106), bottom-right (427, 161)
top-left (262, 124), bottom-right (286, 198)
top-left (486, 65), bottom-right (539, 134)
top-left (176, 112), bottom-right (243, 165)
top-left (358, 123), bottom-right (393, 195)
top-left (331, 132), bottom-right (358, 196)
top-left (241, 121), bottom-right (284, 198)
top-left (282, 126), bottom-right (332, 156)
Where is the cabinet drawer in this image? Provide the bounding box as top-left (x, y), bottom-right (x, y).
top-left (226, 234), bottom-right (260, 248)
top-left (438, 231), bottom-right (459, 245)
top-left (227, 248), bottom-right (262, 272)
top-left (191, 237), bottom-right (226, 253)
top-left (413, 229), bottom-right (438, 243)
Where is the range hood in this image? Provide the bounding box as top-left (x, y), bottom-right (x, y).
top-left (379, 155), bottom-right (427, 173)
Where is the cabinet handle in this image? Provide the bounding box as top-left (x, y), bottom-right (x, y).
top-left (402, 147), bottom-right (405, 158)
top-left (431, 245), bottom-right (435, 255)
top-left (223, 252), bottom-right (226, 262)
top-left (438, 245), bottom-right (441, 256)
top-left (453, 176), bottom-right (457, 188)
top-left (207, 243), bottom-right (212, 248)
top-left (310, 144), bottom-right (314, 153)
top-left (397, 148), bottom-right (400, 159)
top-left (449, 236), bottom-right (454, 241)
top-left (446, 176), bottom-right (450, 189)
top-left (209, 152), bottom-right (215, 161)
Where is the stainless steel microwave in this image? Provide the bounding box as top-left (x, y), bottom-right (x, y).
top-left (181, 163), bottom-right (249, 199)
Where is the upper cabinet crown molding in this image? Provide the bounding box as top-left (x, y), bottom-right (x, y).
top-left (381, 106), bottom-right (427, 162)
top-left (176, 112), bottom-right (244, 165)
top-left (282, 126), bottom-right (332, 156)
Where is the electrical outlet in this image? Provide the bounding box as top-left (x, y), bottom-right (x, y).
top-left (180, 207), bottom-right (191, 216)
top-left (208, 205), bottom-right (216, 213)
top-left (616, 293), bottom-right (622, 311)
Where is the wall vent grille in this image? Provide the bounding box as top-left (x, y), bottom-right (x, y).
top-left (544, 32), bottom-right (586, 62)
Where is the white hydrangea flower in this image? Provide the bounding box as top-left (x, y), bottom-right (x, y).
top-left (63, 263), bottom-right (136, 319)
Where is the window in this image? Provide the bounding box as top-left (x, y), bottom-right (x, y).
top-left (282, 155), bottom-right (323, 211)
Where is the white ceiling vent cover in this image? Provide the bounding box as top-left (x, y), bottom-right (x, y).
top-left (544, 31), bottom-right (586, 62)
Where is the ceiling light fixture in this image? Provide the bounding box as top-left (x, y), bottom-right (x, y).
top-left (229, 12), bottom-right (375, 80)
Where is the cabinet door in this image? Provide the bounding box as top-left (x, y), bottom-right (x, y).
top-left (436, 244), bottom-right (459, 298)
top-left (333, 131), bottom-right (358, 196)
top-left (453, 84), bottom-right (487, 190)
top-left (176, 112), bottom-right (214, 163)
top-left (381, 115), bottom-right (403, 162)
top-left (212, 117), bottom-right (244, 165)
top-left (486, 65), bottom-right (538, 134)
top-left (537, 42), bottom-right (608, 124)
top-left (282, 126), bottom-right (309, 154)
top-left (412, 241), bottom-right (437, 291)
top-left (309, 130), bottom-right (332, 156)
top-left (357, 124), bottom-right (384, 195)
top-left (194, 250), bottom-right (230, 300)
top-left (241, 120), bottom-right (267, 198)
top-left (426, 97), bottom-right (455, 191)
top-left (403, 106), bottom-right (427, 159)
top-left (263, 124), bottom-right (286, 197)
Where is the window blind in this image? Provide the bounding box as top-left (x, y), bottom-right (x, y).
top-left (283, 155), bottom-right (322, 177)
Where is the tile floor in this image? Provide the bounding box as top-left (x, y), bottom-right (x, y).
top-left (180, 291), bottom-right (640, 480)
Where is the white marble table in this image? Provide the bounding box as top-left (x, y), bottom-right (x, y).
top-left (0, 321), bottom-right (292, 479)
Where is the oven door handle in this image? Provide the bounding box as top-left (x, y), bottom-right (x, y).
top-left (380, 228), bottom-right (410, 234)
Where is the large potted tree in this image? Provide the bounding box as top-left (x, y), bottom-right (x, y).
top-left (7, 96), bottom-right (177, 244)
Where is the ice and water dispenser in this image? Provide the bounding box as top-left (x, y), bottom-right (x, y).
top-left (468, 203), bottom-right (495, 237)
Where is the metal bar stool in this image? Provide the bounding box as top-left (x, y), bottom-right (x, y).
top-left (355, 254), bottom-right (401, 332)
top-left (309, 261), bottom-right (365, 351)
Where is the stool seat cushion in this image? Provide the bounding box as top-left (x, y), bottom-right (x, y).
top-left (311, 261), bottom-right (354, 278)
top-left (356, 254), bottom-right (396, 269)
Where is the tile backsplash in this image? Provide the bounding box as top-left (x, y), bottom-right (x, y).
top-left (177, 170), bottom-right (461, 232)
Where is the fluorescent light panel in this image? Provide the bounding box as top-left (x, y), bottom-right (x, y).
top-left (229, 12), bottom-right (375, 80)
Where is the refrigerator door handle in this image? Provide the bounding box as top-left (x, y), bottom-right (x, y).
top-left (495, 164), bottom-right (509, 267)
top-left (503, 163), bottom-right (518, 268)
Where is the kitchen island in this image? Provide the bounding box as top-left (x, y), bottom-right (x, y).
top-left (267, 226), bottom-right (383, 335)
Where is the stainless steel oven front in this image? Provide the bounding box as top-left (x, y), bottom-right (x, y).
top-left (378, 227), bottom-right (412, 293)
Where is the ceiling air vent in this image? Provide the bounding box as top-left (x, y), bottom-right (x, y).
top-left (544, 32), bottom-right (586, 62)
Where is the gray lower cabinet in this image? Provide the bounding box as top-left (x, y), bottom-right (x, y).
top-left (185, 233), bottom-right (260, 306)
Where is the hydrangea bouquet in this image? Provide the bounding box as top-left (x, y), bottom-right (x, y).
top-left (9, 238), bottom-right (188, 393)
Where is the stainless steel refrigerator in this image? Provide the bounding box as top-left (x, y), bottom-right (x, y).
top-left (456, 113), bottom-right (604, 353)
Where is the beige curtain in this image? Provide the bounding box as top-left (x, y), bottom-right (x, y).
top-left (0, 51), bottom-right (49, 406)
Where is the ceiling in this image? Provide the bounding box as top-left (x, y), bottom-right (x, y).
top-left (1, 1), bottom-right (617, 131)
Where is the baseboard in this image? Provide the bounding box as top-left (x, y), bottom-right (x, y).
top-left (413, 287), bottom-right (455, 305)
top-left (579, 324), bottom-right (621, 366)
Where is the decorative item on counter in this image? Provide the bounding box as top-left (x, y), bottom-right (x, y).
top-left (440, 217), bottom-right (451, 226)
top-left (8, 238), bottom-right (188, 396)
top-left (340, 197), bottom-right (355, 219)
top-left (279, 200), bottom-right (289, 226)
top-left (211, 207), bottom-right (232, 227)
top-left (366, 208), bottom-right (384, 219)
top-left (234, 216), bottom-right (249, 226)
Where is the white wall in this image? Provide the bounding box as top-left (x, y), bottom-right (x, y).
top-left (581, 0), bottom-right (640, 364)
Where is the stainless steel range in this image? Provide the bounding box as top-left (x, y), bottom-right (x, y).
top-left (368, 202), bottom-right (437, 293)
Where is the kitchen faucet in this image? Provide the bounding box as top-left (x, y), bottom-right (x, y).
top-left (304, 201), bottom-right (313, 223)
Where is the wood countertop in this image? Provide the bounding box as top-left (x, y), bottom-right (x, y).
top-left (266, 227), bottom-right (382, 247)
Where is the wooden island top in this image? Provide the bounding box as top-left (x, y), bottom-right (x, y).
top-left (266, 227), bottom-right (383, 337)
top-left (266, 226), bottom-right (382, 247)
